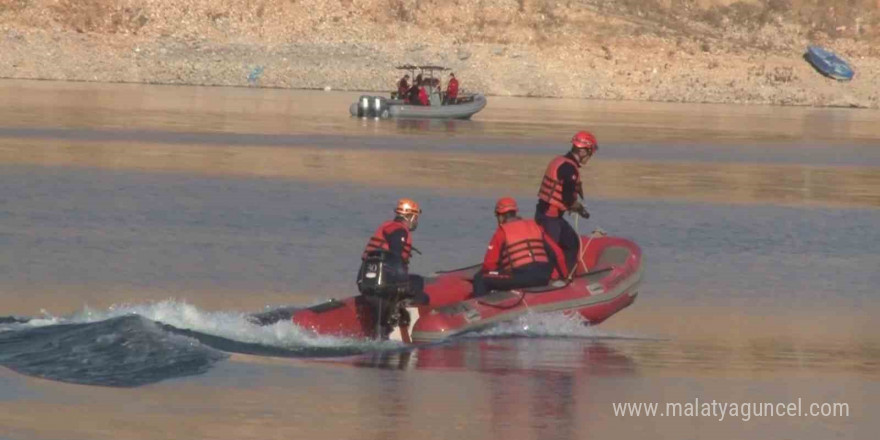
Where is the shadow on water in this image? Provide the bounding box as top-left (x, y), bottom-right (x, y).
top-left (0, 314), bottom-right (388, 387)
top-left (0, 315), bottom-right (226, 387)
top-left (0, 316), bottom-right (30, 325)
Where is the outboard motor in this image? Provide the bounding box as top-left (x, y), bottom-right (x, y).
top-left (358, 95), bottom-right (371, 118)
top-left (371, 96), bottom-right (388, 119)
top-left (357, 250), bottom-right (424, 340)
top-left (357, 251), bottom-right (409, 299)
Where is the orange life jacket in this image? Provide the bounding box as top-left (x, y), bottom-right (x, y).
top-left (363, 220), bottom-right (413, 263)
top-left (537, 155), bottom-right (581, 217)
top-left (499, 219), bottom-right (550, 271)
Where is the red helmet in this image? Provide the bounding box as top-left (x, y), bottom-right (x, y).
top-left (571, 130), bottom-right (598, 153)
top-left (395, 198), bottom-right (421, 216)
top-left (494, 197), bottom-right (518, 215)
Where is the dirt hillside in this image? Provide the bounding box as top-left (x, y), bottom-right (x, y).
top-left (1, 0), bottom-right (879, 107)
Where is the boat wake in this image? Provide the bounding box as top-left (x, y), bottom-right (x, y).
top-left (0, 299), bottom-right (641, 386)
top-left (0, 300), bottom-right (401, 387)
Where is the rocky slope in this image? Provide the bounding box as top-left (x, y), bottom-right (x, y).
top-left (1, 0), bottom-right (879, 108)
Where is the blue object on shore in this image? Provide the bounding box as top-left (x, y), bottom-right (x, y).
top-left (247, 66), bottom-right (264, 85)
top-left (805, 45), bottom-right (854, 81)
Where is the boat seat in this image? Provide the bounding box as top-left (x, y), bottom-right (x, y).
top-left (522, 280), bottom-right (569, 293)
top-left (595, 246), bottom-right (632, 267)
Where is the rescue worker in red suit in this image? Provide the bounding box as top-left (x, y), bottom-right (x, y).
top-left (417, 82), bottom-right (430, 106)
top-left (397, 74), bottom-right (410, 102)
top-left (535, 130), bottom-right (598, 274)
top-left (444, 72), bottom-right (459, 105)
top-left (471, 197), bottom-right (568, 298)
top-left (361, 198), bottom-right (430, 304)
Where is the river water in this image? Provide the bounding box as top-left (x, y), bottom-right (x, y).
top-left (0, 80), bottom-right (877, 439)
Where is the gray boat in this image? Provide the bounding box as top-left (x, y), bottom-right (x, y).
top-left (349, 65), bottom-right (487, 120)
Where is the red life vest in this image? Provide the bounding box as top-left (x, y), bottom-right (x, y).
top-left (537, 155), bottom-right (581, 217)
top-left (363, 220), bottom-right (413, 263)
top-left (499, 219), bottom-right (550, 271)
top-left (446, 78), bottom-right (459, 100)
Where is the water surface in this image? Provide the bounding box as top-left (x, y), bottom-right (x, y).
top-left (0, 79), bottom-right (877, 439)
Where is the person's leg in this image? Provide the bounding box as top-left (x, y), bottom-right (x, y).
top-left (471, 271), bottom-right (487, 298)
top-left (479, 264), bottom-right (553, 294)
top-left (512, 263), bottom-right (554, 288)
top-left (535, 212), bottom-right (563, 244)
top-left (558, 219), bottom-right (581, 273)
top-left (536, 213), bottom-right (577, 271)
top-left (478, 273), bottom-right (518, 295)
top-left (406, 274), bottom-right (430, 305)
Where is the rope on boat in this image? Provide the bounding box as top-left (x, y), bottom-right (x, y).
top-left (477, 290), bottom-right (527, 310)
top-left (568, 213), bottom-right (592, 281)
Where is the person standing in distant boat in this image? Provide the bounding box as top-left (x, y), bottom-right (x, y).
top-left (534, 131), bottom-right (598, 273)
top-left (397, 74), bottom-right (410, 101)
top-left (417, 81), bottom-right (430, 106)
top-left (444, 72), bottom-right (459, 105)
top-left (407, 74), bottom-right (422, 105)
top-left (429, 83), bottom-right (442, 106)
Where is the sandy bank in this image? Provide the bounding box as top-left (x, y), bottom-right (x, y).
top-left (1, 0), bottom-right (879, 108)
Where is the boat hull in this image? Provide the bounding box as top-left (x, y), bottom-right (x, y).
top-left (805, 45), bottom-right (855, 81)
top-left (274, 234), bottom-right (642, 343)
top-left (412, 235), bottom-right (641, 342)
top-left (349, 94), bottom-right (487, 120)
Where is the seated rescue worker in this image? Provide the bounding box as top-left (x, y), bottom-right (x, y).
top-left (471, 197), bottom-right (568, 298)
top-left (358, 198), bottom-right (429, 304)
top-left (407, 79), bottom-right (422, 105)
top-left (444, 72), bottom-right (459, 105)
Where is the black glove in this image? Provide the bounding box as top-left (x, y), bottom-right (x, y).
top-left (570, 202), bottom-right (590, 219)
top-left (577, 206), bottom-right (590, 219)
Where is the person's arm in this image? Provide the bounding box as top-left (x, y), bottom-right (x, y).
top-left (559, 162), bottom-right (590, 217)
top-left (481, 229), bottom-right (505, 273)
top-left (384, 226), bottom-right (409, 260)
top-left (558, 162), bottom-right (579, 208)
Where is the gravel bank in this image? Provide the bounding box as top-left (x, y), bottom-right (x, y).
top-left (1, 0), bottom-right (879, 108)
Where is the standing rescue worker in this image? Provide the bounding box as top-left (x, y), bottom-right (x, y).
top-left (535, 130), bottom-right (598, 273)
top-left (444, 72), bottom-right (459, 105)
top-left (361, 198), bottom-right (429, 304)
top-left (471, 197), bottom-right (567, 298)
top-left (397, 74), bottom-right (410, 101)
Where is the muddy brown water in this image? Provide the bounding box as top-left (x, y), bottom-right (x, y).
top-left (0, 80), bottom-right (877, 439)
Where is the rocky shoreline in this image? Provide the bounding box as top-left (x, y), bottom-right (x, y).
top-left (1, 0), bottom-right (879, 108)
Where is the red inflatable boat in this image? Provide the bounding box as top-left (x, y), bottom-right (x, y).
top-left (252, 232), bottom-right (642, 344)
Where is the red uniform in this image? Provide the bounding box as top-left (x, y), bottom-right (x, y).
top-left (418, 87), bottom-right (429, 106)
top-left (446, 77), bottom-right (459, 101)
top-left (398, 77), bottom-right (410, 101)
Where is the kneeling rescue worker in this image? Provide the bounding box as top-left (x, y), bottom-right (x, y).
top-left (535, 130), bottom-right (598, 273)
top-left (471, 197), bottom-right (568, 298)
top-left (359, 198), bottom-right (430, 304)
